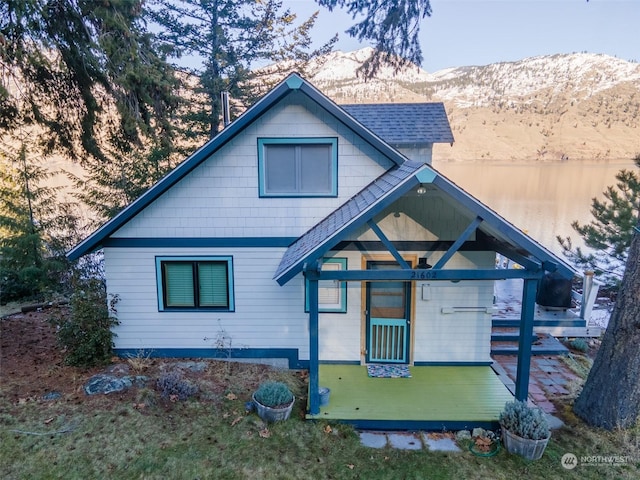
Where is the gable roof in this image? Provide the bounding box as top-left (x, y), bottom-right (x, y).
top-left (342, 103), bottom-right (454, 146)
top-left (67, 73), bottom-right (415, 261)
top-left (274, 162), bottom-right (576, 285)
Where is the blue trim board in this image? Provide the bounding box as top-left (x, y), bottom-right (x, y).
top-left (67, 72), bottom-right (408, 261)
top-left (413, 361), bottom-right (493, 367)
top-left (492, 319), bottom-right (587, 328)
top-left (306, 418), bottom-right (500, 432)
top-left (103, 237), bottom-right (298, 248)
top-left (432, 174), bottom-right (576, 279)
top-left (114, 348), bottom-right (304, 370)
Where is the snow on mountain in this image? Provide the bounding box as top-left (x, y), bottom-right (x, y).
top-left (304, 48), bottom-right (640, 109)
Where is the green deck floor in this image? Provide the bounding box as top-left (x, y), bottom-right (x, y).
top-left (307, 365), bottom-right (514, 430)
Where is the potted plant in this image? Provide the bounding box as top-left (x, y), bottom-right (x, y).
top-left (252, 381), bottom-right (295, 422)
top-left (499, 400), bottom-right (550, 460)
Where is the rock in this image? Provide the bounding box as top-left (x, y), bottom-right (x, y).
top-left (472, 427), bottom-right (486, 438)
top-left (42, 391), bottom-right (62, 401)
top-left (173, 361), bottom-right (208, 372)
top-left (84, 374), bottom-right (133, 395)
top-left (106, 363), bottom-right (130, 375)
top-left (455, 430), bottom-right (471, 441)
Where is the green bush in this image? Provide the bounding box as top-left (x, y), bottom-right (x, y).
top-left (499, 400), bottom-right (550, 440)
top-left (49, 278), bottom-right (119, 367)
top-left (254, 381), bottom-right (293, 407)
top-left (569, 338), bottom-right (589, 352)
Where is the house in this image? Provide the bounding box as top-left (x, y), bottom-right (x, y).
top-left (68, 73), bottom-right (577, 430)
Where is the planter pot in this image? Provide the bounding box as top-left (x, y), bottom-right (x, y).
top-left (252, 393), bottom-right (295, 422)
top-left (319, 387), bottom-right (331, 407)
top-left (501, 427), bottom-right (550, 460)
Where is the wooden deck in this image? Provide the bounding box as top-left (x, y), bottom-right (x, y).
top-left (306, 364), bottom-right (514, 430)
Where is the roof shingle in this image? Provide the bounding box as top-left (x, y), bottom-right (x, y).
top-left (342, 103), bottom-right (454, 146)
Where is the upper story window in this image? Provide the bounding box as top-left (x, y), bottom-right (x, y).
top-left (258, 138), bottom-right (338, 197)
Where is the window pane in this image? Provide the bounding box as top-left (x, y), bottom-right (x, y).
top-left (319, 262), bottom-right (341, 306)
top-left (300, 145), bottom-right (332, 193)
top-left (164, 263), bottom-right (195, 307)
top-left (198, 262), bottom-right (229, 307)
top-left (265, 145), bottom-right (296, 193)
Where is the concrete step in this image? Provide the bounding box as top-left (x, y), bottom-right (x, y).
top-left (492, 318), bottom-right (587, 328)
top-left (490, 333), bottom-right (569, 356)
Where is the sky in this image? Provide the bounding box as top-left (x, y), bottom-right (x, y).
top-left (283, 0), bottom-right (640, 72)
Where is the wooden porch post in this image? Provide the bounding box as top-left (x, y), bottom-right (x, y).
top-left (515, 278), bottom-right (537, 401)
top-left (307, 271), bottom-right (320, 415)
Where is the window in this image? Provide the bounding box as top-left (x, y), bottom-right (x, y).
top-left (305, 258), bottom-right (347, 313)
top-left (258, 138), bottom-right (338, 197)
top-left (156, 257), bottom-right (234, 311)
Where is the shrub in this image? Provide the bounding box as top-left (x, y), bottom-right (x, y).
top-left (569, 338), bottom-right (589, 352)
top-left (254, 381), bottom-right (293, 407)
top-left (499, 400), bottom-right (550, 440)
top-left (49, 278), bottom-right (119, 367)
top-left (156, 371), bottom-right (198, 401)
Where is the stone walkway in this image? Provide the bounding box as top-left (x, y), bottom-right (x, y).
top-left (491, 354), bottom-right (581, 414)
top-left (360, 431), bottom-right (462, 451)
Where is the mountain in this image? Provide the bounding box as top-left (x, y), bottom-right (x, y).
top-left (302, 47), bottom-right (640, 162)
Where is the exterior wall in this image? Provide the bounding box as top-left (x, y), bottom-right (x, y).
top-left (411, 251), bottom-right (495, 364)
top-left (113, 92), bottom-right (395, 239)
top-left (396, 145), bottom-right (433, 165)
top-left (105, 247), bottom-right (310, 361)
top-left (317, 250), bottom-right (496, 365)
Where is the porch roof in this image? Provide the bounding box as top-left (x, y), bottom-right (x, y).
top-left (274, 163), bottom-right (577, 285)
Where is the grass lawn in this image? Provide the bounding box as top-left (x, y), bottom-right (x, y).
top-left (2, 366), bottom-right (639, 480)
top-left (1, 309), bottom-right (638, 479)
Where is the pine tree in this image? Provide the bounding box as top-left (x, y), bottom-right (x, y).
top-left (0, 143), bottom-right (77, 301)
top-left (557, 154), bottom-right (640, 288)
top-left (315, 0), bottom-right (432, 77)
top-left (1, 0), bottom-right (180, 162)
top-left (148, 0), bottom-right (336, 139)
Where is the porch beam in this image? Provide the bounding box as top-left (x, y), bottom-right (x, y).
top-left (317, 268), bottom-right (545, 282)
top-left (304, 263), bottom-right (321, 415)
top-left (366, 220), bottom-right (411, 269)
top-left (432, 216), bottom-right (483, 269)
top-left (515, 278), bottom-right (538, 401)
top-left (486, 238), bottom-right (542, 271)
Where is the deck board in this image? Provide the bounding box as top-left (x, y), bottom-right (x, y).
top-left (307, 365), bottom-right (513, 429)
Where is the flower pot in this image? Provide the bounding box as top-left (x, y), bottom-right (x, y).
top-left (252, 393), bottom-right (295, 422)
top-left (501, 427), bottom-right (550, 460)
top-left (319, 387), bottom-right (331, 407)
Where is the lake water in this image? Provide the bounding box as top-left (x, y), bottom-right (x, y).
top-left (434, 158), bottom-right (637, 258)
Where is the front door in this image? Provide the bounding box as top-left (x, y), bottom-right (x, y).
top-left (365, 261), bottom-right (411, 364)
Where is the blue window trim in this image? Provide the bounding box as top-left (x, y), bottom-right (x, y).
top-left (305, 257), bottom-right (347, 313)
top-left (258, 137), bottom-right (338, 197)
top-left (155, 256), bottom-right (235, 312)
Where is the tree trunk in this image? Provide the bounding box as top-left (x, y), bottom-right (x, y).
top-left (573, 222), bottom-right (640, 429)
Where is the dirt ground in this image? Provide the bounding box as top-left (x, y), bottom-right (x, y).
top-left (0, 306), bottom-right (292, 412)
top-left (0, 307), bottom-right (119, 406)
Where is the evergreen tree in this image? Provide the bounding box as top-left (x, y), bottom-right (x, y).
top-left (559, 153), bottom-right (640, 429)
top-left (573, 214), bottom-right (640, 429)
top-left (316, 0), bottom-right (432, 77)
top-left (0, 143), bottom-right (77, 301)
top-left (558, 154), bottom-right (640, 288)
top-left (148, 0), bottom-right (336, 139)
top-left (1, 0), bottom-right (180, 162)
